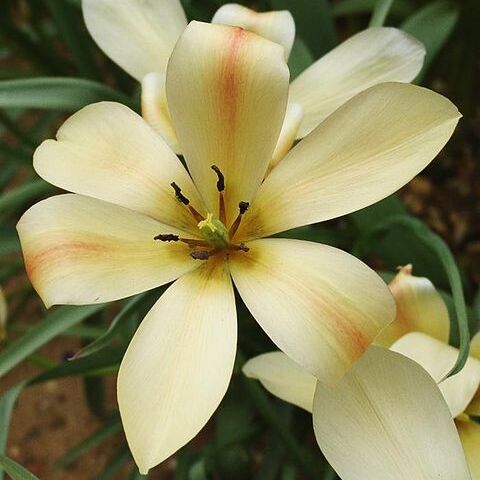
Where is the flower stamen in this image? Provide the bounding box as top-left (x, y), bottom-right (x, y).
top-left (154, 234), bottom-right (209, 248)
top-left (229, 201), bottom-right (249, 239)
top-left (211, 165), bottom-right (226, 224)
top-left (170, 182), bottom-right (204, 222)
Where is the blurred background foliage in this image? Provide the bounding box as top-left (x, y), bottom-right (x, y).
top-left (0, 0), bottom-right (479, 478)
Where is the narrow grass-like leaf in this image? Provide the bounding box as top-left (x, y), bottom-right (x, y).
top-left (0, 78), bottom-right (133, 110)
top-left (369, 0), bottom-right (395, 27)
top-left (401, 1), bottom-right (460, 81)
top-left (354, 215), bottom-right (470, 377)
top-left (0, 180), bottom-right (52, 214)
top-left (56, 415), bottom-right (122, 469)
top-left (271, 0), bottom-right (337, 57)
top-left (43, 0), bottom-right (99, 79)
top-left (0, 383), bottom-right (27, 480)
top-left (0, 455), bottom-right (39, 480)
top-left (0, 304), bottom-right (105, 377)
top-left (97, 448), bottom-right (130, 480)
top-left (75, 294), bottom-right (146, 359)
top-left (332, 0), bottom-right (413, 18)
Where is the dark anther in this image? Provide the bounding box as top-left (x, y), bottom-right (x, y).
top-left (211, 165), bottom-right (225, 192)
top-left (239, 201), bottom-right (249, 214)
top-left (154, 234), bottom-right (179, 242)
top-left (238, 243), bottom-right (249, 252)
top-left (171, 182), bottom-right (190, 205)
top-left (190, 250), bottom-right (211, 260)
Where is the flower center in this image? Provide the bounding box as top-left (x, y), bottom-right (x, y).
top-left (154, 165), bottom-right (250, 260)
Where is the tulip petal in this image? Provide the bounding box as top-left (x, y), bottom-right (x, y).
top-left (167, 21), bottom-right (289, 224)
top-left (34, 102), bottom-right (203, 234)
top-left (313, 346), bottom-right (471, 480)
top-left (466, 333), bottom-right (480, 416)
top-left (82, 0), bottom-right (187, 81)
top-left (268, 102), bottom-right (304, 174)
top-left (243, 352), bottom-right (316, 412)
top-left (376, 265), bottom-right (450, 346)
top-left (391, 332), bottom-right (480, 418)
top-left (17, 194), bottom-right (197, 307)
top-left (141, 72), bottom-right (179, 152)
top-left (239, 82), bottom-right (460, 240)
top-left (456, 417), bottom-right (480, 478)
top-left (230, 238), bottom-right (395, 385)
top-left (118, 260), bottom-right (236, 474)
top-left (212, 3), bottom-right (295, 60)
top-left (290, 27), bottom-right (425, 138)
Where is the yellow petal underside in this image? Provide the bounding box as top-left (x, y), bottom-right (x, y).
top-left (229, 238), bottom-right (395, 385)
top-left (456, 417), bottom-right (480, 479)
top-left (141, 72), bottom-right (179, 153)
top-left (376, 265), bottom-right (450, 346)
top-left (212, 3), bottom-right (295, 60)
top-left (82, 0), bottom-right (187, 80)
top-left (17, 194), bottom-right (197, 307)
top-left (243, 351), bottom-right (316, 412)
top-left (239, 82), bottom-right (460, 240)
top-left (118, 259), bottom-right (236, 474)
top-left (34, 102), bottom-right (203, 235)
top-left (166, 21), bottom-right (289, 224)
top-left (290, 27), bottom-right (425, 138)
top-left (391, 332), bottom-right (480, 418)
top-left (313, 346), bottom-right (471, 480)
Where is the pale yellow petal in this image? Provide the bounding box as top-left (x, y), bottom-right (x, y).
top-left (268, 102), bottom-right (304, 174)
top-left (376, 265), bottom-right (450, 346)
top-left (290, 27), bottom-right (425, 138)
top-left (212, 3), bottom-right (295, 60)
top-left (391, 332), bottom-right (480, 418)
top-left (82, 0), bottom-right (187, 80)
top-left (17, 194), bottom-right (197, 307)
top-left (34, 102), bottom-right (203, 234)
top-left (313, 346), bottom-right (471, 480)
top-left (141, 72), bottom-right (179, 152)
top-left (464, 332), bottom-right (480, 416)
top-left (457, 417), bottom-right (480, 479)
top-left (230, 238), bottom-right (395, 385)
top-left (0, 286), bottom-right (7, 342)
top-left (470, 332), bottom-right (480, 359)
top-left (118, 260), bottom-right (236, 474)
top-left (239, 83), bottom-right (460, 240)
top-left (243, 352), bottom-right (316, 412)
top-left (166, 21), bottom-right (289, 224)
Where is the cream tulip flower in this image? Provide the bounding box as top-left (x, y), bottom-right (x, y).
top-left (82, 0), bottom-right (426, 166)
top-left (18, 22), bottom-right (459, 473)
top-left (244, 346), bottom-right (472, 479)
top-left (245, 266), bottom-right (480, 478)
top-left (376, 265), bottom-right (480, 479)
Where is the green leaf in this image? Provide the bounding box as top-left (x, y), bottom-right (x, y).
top-left (0, 304), bottom-right (105, 377)
top-left (56, 415), bottom-right (122, 469)
top-left (354, 215), bottom-right (470, 377)
top-left (271, 0), bottom-right (337, 57)
top-left (288, 37), bottom-right (315, 81)
top-left (97, 449), bottom-right (130, 480)
top-left (0, 180), bottom-right (52, 214)
top-left (401, 1), bottom-right (460, 81)
top-left (332, 0), bottom-right (413, 18)
top-left (369, 0), bottom-right (395, 27)
top-left (0, 455), bottom-right (39, 480)
top-left (75, 294), bottom-right (146, 359)
top-left (43, 0), bottom-right (99, 79)
top-left (0, 383), bottom-right (27, 480)
top-left (0, 78), bottom-right (134, 110)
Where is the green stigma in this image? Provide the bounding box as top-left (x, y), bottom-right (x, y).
top-left (197, 213), bottom-right (229, 249)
